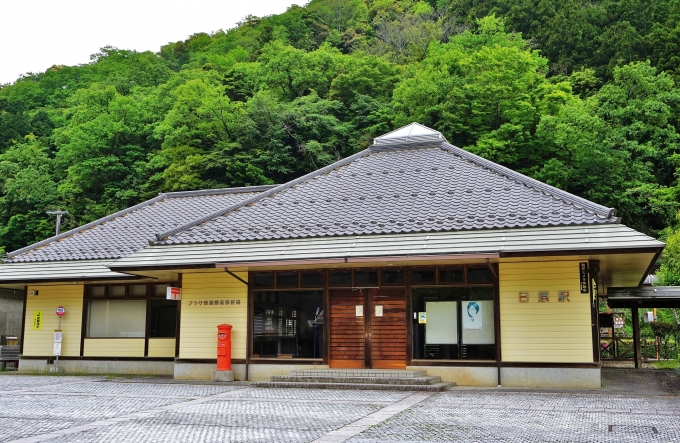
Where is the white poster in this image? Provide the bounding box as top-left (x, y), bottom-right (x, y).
top-left (425, 301), bottom-right (457, 344)
top-left (463, 301), bottom-right (483, 329)
top-left (463, 300), bottom-right (495, 345)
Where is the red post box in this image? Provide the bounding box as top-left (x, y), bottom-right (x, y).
top-left (216, 324), bottom-right (232, 371)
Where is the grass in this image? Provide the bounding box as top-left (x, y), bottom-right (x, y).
top-left (650, 360), bottom-right (680, 369)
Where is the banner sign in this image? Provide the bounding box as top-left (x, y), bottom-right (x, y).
top-left (579, 262), bottom-right (589, 293)
top-left (32, 311), bottom-right (43, 330)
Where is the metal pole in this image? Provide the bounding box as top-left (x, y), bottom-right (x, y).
top-left (46, 211), bottom-right (68, 235)
top-left (55, 316), bottom-right (61, 372)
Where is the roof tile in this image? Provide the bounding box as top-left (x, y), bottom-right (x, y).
top-left (157, 141), bottom-right (616, 246)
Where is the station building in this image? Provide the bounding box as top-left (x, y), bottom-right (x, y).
top-left (0, 123), bottom-right (664, 388)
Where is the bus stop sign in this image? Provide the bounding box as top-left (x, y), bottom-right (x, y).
top-left (56, 306), bottom-right (65, 317)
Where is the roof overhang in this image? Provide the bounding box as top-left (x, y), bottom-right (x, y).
top-left (108, 225), bottom-right (663, 282)
top-left (607, 286), bottom-right (680, 308)
top-left (0, 260), bottom-right (145, 288)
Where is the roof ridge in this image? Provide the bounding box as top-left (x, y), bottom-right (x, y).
top-left (163, 185), bottom-right (278, 198)
top-left (4, 194), bottom-right (168, 260)
top-left (153, 148), bottom-right (373, 242)
top-left (439, 142), bottom-right (616, 219)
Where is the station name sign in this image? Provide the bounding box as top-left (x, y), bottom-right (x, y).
top-left (579, 262), bottom-right (589, 294)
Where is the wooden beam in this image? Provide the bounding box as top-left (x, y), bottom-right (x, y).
top-left (632, 305), bottom-right (642, 369)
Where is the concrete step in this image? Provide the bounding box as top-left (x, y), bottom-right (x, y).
top-left (252, 381), bottom-right (454, 391)
top-left (270, 375), bottom-right (442, 385)
top-left (290, 369), bottom-right (427, 379)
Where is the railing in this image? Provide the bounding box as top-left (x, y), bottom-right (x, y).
top-left (600, 337), bottom-right (679, 361)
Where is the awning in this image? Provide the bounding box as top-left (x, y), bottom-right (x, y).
top-left (0, 260), bottom-right (138, 286)
top-left (109, 224), bottom-right (663, 270)
top-left (607, 286), bottom-right (680, 308)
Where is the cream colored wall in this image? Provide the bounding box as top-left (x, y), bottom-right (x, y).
top-left (148, 338), bottom-right (176, 357)
top-left (23, 285), bottom-right (84, 357)
top-left (179, 272), bottom-right (248, 359)
top-left (499, 261), bottom-right (593, 363)
top-left (83, 338), bottom-right (145, 357)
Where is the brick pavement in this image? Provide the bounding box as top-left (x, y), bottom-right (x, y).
top-left (0, 370), bottom-right (678, 442)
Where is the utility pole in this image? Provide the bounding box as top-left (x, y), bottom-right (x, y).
top-left (46, 211), bottom-right (68, 235)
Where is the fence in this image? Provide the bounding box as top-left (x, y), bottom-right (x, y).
top-left (600, 336), bottom-right (679, 361)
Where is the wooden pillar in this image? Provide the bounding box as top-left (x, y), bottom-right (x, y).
top-left (632, 304), bottom-right (641, 369)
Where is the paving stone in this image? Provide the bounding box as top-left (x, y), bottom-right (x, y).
top-left (0, 371), bottom-right (678, 443)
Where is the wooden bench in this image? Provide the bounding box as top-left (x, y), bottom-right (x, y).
top-left (0, 345), bottom-right (20, 369)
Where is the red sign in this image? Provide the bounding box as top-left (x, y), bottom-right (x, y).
top-left (166, 287), bottom-right (182, 300)
top-left (56, 306), bottom-right (66, 317)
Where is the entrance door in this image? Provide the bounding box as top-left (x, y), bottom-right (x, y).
top-left (329, 287), bottom-right (406, 369)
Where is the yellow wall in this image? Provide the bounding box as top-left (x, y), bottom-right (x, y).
top-left (179, 272), bottom-right (248, 359)
top-left (499, 261), bottom-right (593, 363)
top-left (83, 338), bottom-right (145, 357)
top-left (23, 285), bottom-right (84, 357)
top-left (148, 338), bottom-right (176, 357)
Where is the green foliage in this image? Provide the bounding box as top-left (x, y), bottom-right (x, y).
top-left (1, 0), bottom-right (680, 258)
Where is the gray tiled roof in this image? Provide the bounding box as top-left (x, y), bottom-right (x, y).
top-left (4, 186), bottom-right (275, 263)
top-left (154, 123), bottom-right (617, 246)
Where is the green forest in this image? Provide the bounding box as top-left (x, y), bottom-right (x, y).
top-left (2, 0), bottom-right (680, 279)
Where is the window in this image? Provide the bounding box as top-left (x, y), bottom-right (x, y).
top-left (87, 300), bottom-right (147, 337)
top-left (412, 267), bottom-right (436, 284)
top-left (150, 300), bottom-right (177, 337)
top-left (85, 283), bottom-right (178, 339)
top-left (329, 270), bottom-right (351, 286)
top-left (277, 271), bottom-right (299, 288)
top-left (412, 287), bottom-right (495, 360)
top-left (252, 291), bottom-right (323, 359)
top-left (411, 265), bottom-right (496, 286)
top-left (381, 268), bottom-right (404, 285)
top-left (354, 269), bottom-right (378, 286)
top-left (439, 266), bottom-right (463, 283)
top-left (301, 271), bottom-right (323, 287)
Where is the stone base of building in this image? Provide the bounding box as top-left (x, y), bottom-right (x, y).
top-left (174, 362), bottom-right (329, 381)
top-left (407, 365), bottom-right (600, 389)
top-left (18, 358), bottom-right (601, 388)
top-left (500, 366), bottom-right (601, 389)
top-left (407, 365), bottom-right (498, 386)
top-left (19, 358), bottom-right (174, 376)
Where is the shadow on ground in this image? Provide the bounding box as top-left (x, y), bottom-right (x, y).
top-left (601, 367), bottom-right (680, 396)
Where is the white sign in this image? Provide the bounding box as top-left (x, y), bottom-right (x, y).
top-left (355, 305), bottom-right (364, 317)
top-left (375, 305), bottom-right (383, 317)
top-left (166, 287), bottom-right (182, 300)
top-left (463, 301), bottom-right (483, 329)
top-left (426, 301), bottom-right (457, 344)
top-left (54, 332), bottom-right (62, 343)
top-left (53, 342), bottom-right (62, 356)
top-left (462, 300), bottom-right (495, 345)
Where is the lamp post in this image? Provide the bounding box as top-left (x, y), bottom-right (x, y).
top-left (46, 211), bottom-right (68, 235)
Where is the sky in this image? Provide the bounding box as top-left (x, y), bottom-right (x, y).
top-left (0, 0), bottom-right (302, 85)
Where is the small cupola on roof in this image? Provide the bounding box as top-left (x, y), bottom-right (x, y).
top-left (372, 122), bottom-right (446, 146)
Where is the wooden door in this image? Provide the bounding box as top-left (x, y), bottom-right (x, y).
top-left (370, 288), bottom-right (407, 369)
top-left (329, 289), bottom-right (366, 368)
top-left (329, 288), bottom-right (407, 369)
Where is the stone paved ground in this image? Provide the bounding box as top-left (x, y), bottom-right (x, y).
top-left (0, 369), bottom-right (678, 443)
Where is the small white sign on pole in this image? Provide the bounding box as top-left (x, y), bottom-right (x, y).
top-left (53, 342), bottom-right (62, 356)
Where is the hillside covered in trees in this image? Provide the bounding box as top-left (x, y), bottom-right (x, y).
top-left (2, 0), bottom-right (680, 277)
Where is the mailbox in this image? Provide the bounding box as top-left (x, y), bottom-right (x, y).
top-left (216, 324), bottom-right (232, 371)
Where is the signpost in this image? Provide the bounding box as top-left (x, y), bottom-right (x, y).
top-left (53, 306), bottom-right (65, 372)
